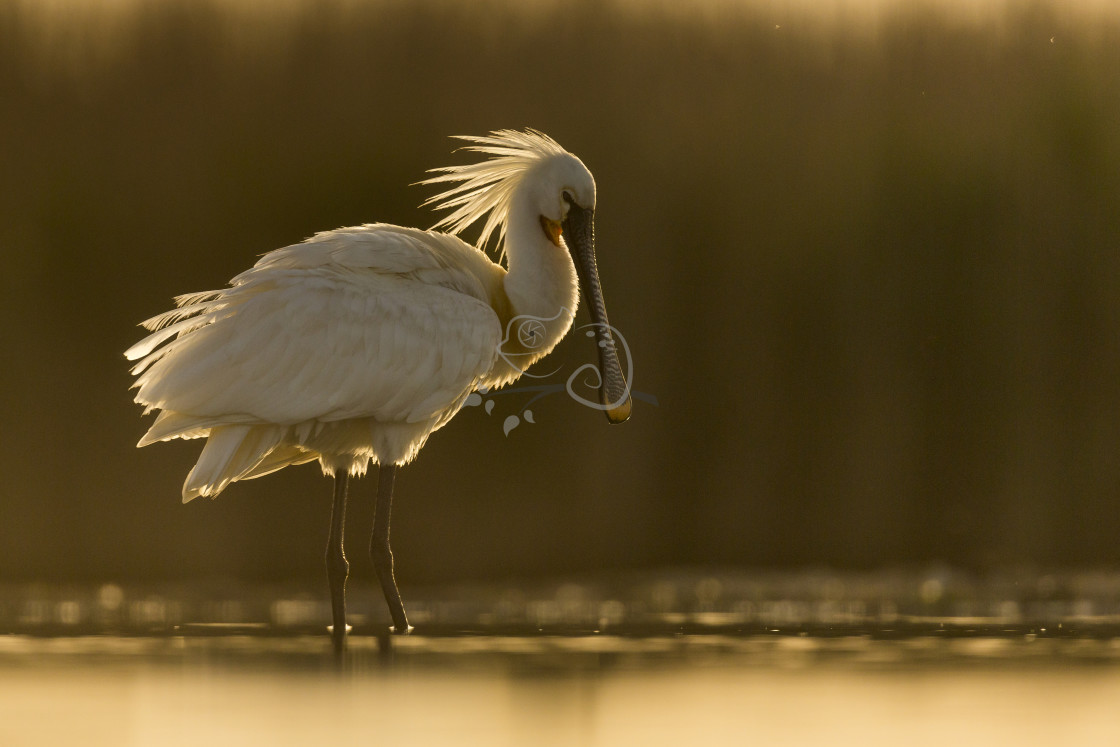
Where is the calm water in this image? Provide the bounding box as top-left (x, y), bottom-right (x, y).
top-left (4, 633), bottom-right (1120, 746)
top-left (6, 570), bottom-right (1120, 744)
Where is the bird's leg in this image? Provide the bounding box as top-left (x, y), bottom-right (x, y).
top-left (371, 464), bottom-right (412, 634)
top-left (325, 471), bottom-right (350, 651)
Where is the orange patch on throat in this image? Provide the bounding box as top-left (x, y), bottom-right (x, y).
top-left (540, 216), bottom-right (563, 247)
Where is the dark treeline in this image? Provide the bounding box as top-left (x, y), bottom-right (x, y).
top-left (2, 0), bottom-right (1119, 585)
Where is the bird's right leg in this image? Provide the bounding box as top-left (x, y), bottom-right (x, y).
top-left (370, 464), bottom-right (412, 634)
top-left (325, 471), bottom-right (350, 652)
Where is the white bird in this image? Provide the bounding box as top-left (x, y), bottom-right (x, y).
top-left (125, 129), bottom-right (632, 648)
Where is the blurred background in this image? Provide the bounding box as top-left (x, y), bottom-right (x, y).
top-left (2, 0), bottom-right (1119, 593)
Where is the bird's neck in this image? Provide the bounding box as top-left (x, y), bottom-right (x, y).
top-left (504, 196), bottom-right (578, 323)
top-left (493, 199), bottom-right (578, 377)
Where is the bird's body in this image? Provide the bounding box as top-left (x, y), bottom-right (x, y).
top-left (128, 223), bottom-right (576, 500)
top-left (126, 129), bottom-right (631, 646)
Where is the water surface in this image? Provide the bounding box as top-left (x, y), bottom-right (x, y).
top-left (4, 633), bottom-right (1119, 746)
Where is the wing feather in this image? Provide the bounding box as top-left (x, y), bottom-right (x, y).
top-left (130, 225), bottom-right (504, 434)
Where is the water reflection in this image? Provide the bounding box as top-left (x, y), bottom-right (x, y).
top-left (3, 634), bottom-right (1120, 745)
top-left (6, 569), bottom-right (1120, 744)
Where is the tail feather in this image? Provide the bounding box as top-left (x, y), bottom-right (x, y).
top-left (239, 446), bottom-right (318, 481)
top-left (137, 410), bottom-right (255, 447)
top-left (182, 425), bottom-right (283, 503)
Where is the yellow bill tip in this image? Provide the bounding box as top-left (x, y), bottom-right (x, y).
top-left (606, 396), bottom-right (632, 424)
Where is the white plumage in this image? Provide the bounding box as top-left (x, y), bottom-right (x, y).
top-left (126, 129), bottom-right (629, 504)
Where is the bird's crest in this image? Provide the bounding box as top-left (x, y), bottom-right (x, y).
top-left (420, 128), bottom-right (568, 264)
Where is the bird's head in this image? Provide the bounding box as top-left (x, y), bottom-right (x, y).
top-left (529, 153), bottom-right (597, 246)
top-left (422, 129), bottom-right (631, 424)
top-left (527, 155), bottom-right (630, 425)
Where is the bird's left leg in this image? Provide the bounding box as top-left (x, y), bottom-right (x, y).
top-left (325, 472), bottom-right (350, 651)
top-left (370, 464), bottom-right (412, 634)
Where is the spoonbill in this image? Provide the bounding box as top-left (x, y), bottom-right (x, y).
top-left (125, 129), bottom-right (632, 647)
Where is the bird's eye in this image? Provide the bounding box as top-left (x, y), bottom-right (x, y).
top-left (562, 190), bottom-right (575, 204)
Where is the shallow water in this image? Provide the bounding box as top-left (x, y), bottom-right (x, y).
top-left (6, 569), bottom-right (1120, 744)
top-left (4, 633), bottom-right (1120, 746)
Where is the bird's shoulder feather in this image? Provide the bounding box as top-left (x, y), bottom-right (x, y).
top-left (243, 223), bottom-right (504, 301)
